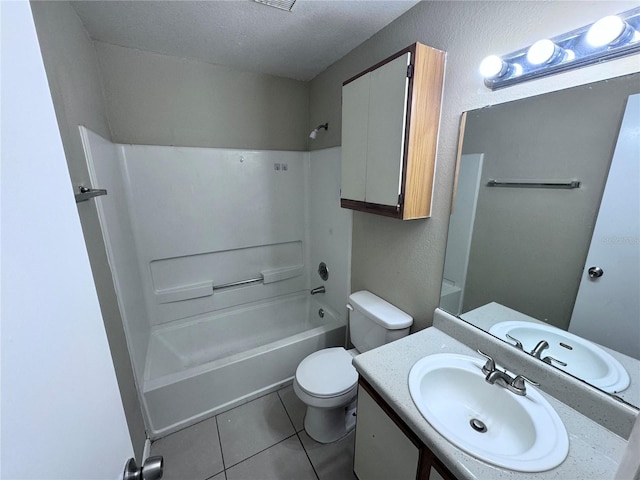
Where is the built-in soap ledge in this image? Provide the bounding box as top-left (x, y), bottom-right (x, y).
top-left (154, 264), bottom-right (304, 304)
top-left (155, 281), bottom-right (214, 304)
top-left (261, 265), bottom-right (304, 284)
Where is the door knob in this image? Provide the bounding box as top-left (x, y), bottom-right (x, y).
top-left (123, 456), bottom-right (163, 480)
top-left (588, 266), bottom-right (604, 279)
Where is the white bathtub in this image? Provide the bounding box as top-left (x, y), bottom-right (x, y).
top-left (143, 292), bottom-right (345, 437)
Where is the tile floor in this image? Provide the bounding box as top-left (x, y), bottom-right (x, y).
top-left (150, 384), bottom-right (357, 480)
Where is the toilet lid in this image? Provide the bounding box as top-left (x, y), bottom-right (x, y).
top-left (296, 347), bottom-right (358, 398)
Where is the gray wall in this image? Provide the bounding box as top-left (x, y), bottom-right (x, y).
top-left (95, 42), bottom-right (310, 151)
top-left (462, 74), bottom-right (640, 329)
top-left (30, 0), bottom-right (146, 459)
top-left (308, 0), bottom-right (640, 331)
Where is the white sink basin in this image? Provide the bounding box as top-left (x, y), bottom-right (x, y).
top-left (489, 321), bottom-right (630, 393)
top-left (408, 353), bottom-right (568, 472)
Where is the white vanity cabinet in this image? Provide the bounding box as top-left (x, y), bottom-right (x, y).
top-left (341, 43), bottom-right (445, 220)
top-left (354, 379), bottom-right (456, 480)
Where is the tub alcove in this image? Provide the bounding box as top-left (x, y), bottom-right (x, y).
top-left (80, 127), bottom-right (351, 437)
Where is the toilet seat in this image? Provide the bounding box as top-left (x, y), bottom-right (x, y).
top-left (295, 347), bottom-right (358, 398)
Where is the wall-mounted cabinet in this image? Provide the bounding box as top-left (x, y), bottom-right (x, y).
top-left (341, 43), bottom-right (445, 220)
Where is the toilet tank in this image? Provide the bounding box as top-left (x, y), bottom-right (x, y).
top-left (348, 291), bottom-right (413, 353)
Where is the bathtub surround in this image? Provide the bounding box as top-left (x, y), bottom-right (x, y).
top-left (81, 128), bottom-right (351, 436)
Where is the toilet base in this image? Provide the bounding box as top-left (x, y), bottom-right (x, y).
top-left (304, 399), bottom-right (357, 444)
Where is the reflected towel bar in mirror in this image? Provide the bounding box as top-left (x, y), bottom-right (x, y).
top-left (487, 180), bottom-right (581, 189)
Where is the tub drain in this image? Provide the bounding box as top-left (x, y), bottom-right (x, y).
top-left (470, 418), bottom-right (487, 433)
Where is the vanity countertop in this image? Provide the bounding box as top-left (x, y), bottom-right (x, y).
top-left (352, 326), bottom-right (628, 480)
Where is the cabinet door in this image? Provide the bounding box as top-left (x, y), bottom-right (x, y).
top-left (365, 52), bottom-right (410, 207)
top-left (354, 385), bottom-right (419, 480)
top-left (341, 72), bottom-right (370, 202)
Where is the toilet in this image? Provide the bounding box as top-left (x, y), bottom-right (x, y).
top-left (293, 290), bottom-right (413, 443)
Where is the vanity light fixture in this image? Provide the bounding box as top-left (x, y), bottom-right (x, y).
top-left (586, 15), bottom-right (636, 47)
top-left (480, 7), bottom-right (640, 90)
top-left (526, 39), bottom-right (570, 65)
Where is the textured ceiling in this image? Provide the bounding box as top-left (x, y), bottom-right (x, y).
top-left (70, 0), bottom-right (421, 81)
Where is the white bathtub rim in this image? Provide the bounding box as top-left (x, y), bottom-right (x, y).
top-left (144, 321), bottom-right (343, 391)
top-left (147, 377), bottom-right (295, 439)
top-left (144, 293), bottom-right (345, 385)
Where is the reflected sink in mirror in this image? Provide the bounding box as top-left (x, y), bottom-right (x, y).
top-left (490, 321), bottom-right (630, 394)
top-left (408, 353), bottom-right (568, 472)
top-left (440, 73), bottom-right (640, 409)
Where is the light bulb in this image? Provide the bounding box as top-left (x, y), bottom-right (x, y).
top-left (527, 39), bottom-right (562, 65)
top-left (586, 15), bottom-right (627, 47)
top-left (479, 55), bottom-right (508, 78)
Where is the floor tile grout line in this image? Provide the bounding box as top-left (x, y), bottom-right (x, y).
top-left (295, 430), bottom-right (321, 480)
top-left (276, 389), bottom-right (320, 480)
top-left (223, 432), bottom-right (300, 471)
top-left (276, 388), bottom-right (298, 433)
top-left (214, 414), bottom-right (227, 473)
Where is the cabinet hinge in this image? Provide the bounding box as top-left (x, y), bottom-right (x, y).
top-left (398, 193), bottom-right (404, 206)
top-left (407, 64), bottom-right (414, 78)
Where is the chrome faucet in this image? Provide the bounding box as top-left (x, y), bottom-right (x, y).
top-left (530, 340), bottom-right (567, 367)
top-left (310, 286), bottom-right (325, 295)
top-left (531, 340), bottom-right (549, 358)
top-left (477, 350), bottom-right (539, 396)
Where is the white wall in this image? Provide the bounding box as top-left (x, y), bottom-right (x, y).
top-left (309, 0), bottom-right (640, 330)
top-left (95, 42), bottom-right (310, 151)
top-left (308, 147), bottom-right (353, 319)
top-left (30, 0), bottom-right (147, 454)
top-left (1, 3), bottom-right (134, 477)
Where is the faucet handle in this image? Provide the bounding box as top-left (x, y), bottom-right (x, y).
top-left (476, 349), bottom-right (495, 374)
top-left (542, 355), bottom-right (568, 367)
top-left (505, 333), bottom-right (523, 350)
top-left (511, 374), bottom-right (540, 394)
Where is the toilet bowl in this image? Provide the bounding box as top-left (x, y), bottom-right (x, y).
top-left (293, 347), bottom-right (358, 443)
top-left (294, 291), bottom-right (413, 443)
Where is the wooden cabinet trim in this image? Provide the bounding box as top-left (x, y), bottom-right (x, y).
top-left (343, 44), bottom-right (416, 87)
top-left (340, 199), bottom-right (402, 218)
top-left (402, 43), bottom-right (446, 219)
top-left (340, 42), bottom-right (445, 220)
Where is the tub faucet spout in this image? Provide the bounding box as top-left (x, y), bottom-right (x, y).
top-left (310, 286), bottom-right (325, 295)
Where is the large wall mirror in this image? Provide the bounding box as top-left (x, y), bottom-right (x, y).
top-left (441, 72), bottom-right (639, 408)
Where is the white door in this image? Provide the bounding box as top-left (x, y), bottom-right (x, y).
top-left (569, 94), bottom-right (640, 360)
top-left (1, 2), bottom-right (134, 478)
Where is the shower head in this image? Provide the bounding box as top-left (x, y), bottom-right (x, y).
top-left (309, 123), bottom-right (328, 139)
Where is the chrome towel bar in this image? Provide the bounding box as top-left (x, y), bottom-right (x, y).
top-left (212, 276), bottom-right (263, 291)
top-left (487, 179), bottom-right (580, 189)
